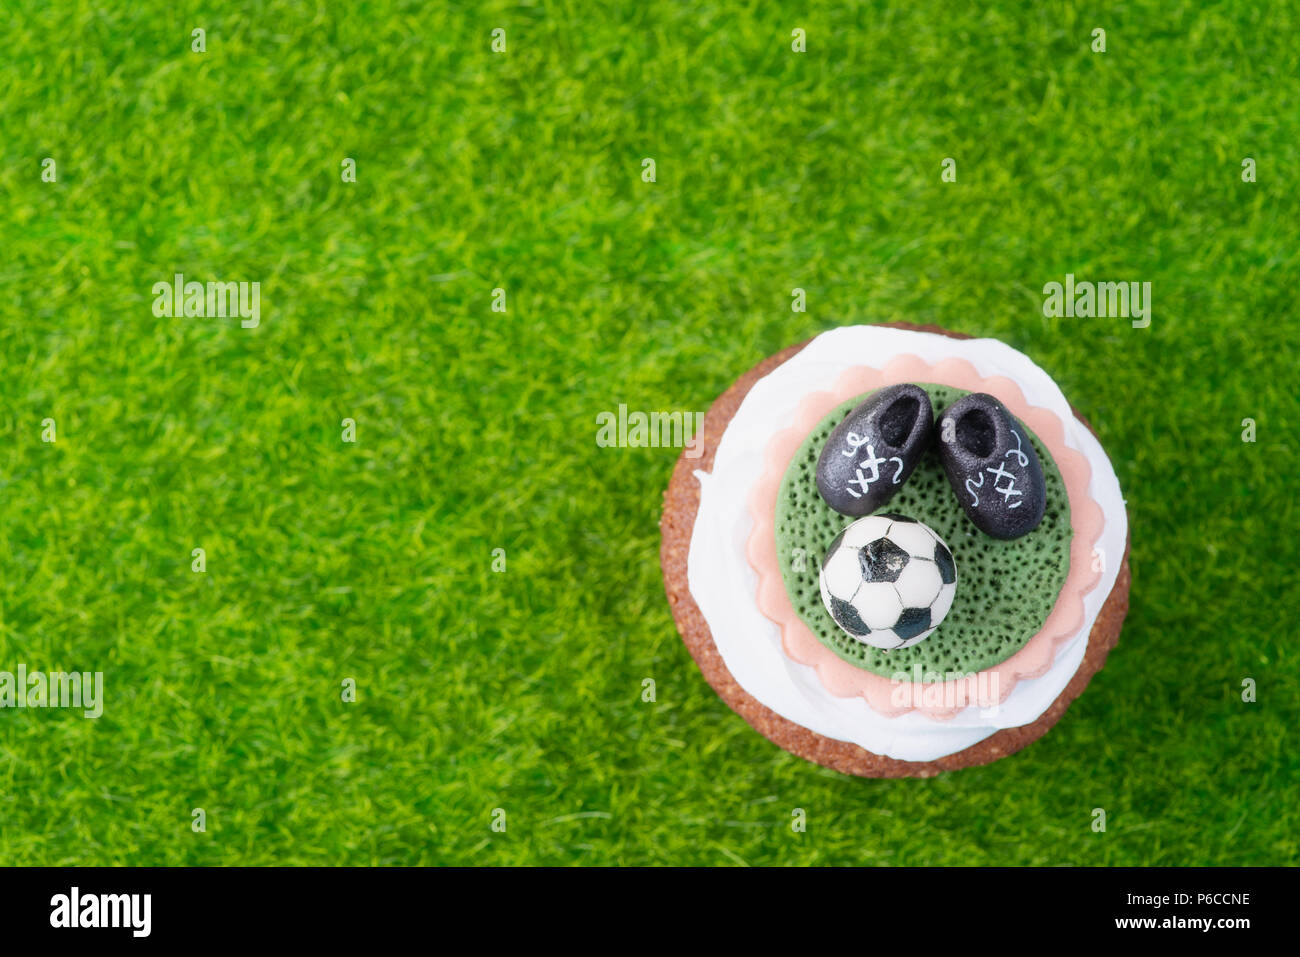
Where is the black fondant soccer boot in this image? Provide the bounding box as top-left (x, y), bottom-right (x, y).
top-left (816, 384), bottom-right (933, 517)
top-left (936, 392), bottom-right (1046, 539)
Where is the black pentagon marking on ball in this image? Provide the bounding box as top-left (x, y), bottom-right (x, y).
top-left (877, 512), bottom-right (909, 522)
top-left (933, 541), bottom-right (956, 584)
top-left (893, 606), bottom-right (932, 641)
top-left (830, 596), bottom-right (872, 637)
top-left (858, 537), bottom-right (910, 583)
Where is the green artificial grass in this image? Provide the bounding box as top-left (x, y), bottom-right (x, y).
top-left (775, 385), bottom-right (1071, 676)
top-left (0, 0), bottom-right (1297, 866)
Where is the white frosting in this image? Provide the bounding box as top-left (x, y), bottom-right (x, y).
top-left (687, 327), bottom-right (1127, 762)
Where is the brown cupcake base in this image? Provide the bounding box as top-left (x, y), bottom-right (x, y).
top-left (659, 323), bottom-right (1131, 777)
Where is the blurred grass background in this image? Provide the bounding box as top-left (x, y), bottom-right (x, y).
top-left (0, 0), bottom-right (1296, 864)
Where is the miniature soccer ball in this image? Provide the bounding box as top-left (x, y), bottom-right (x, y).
top-left (818, 514), bottom-right (957, 650)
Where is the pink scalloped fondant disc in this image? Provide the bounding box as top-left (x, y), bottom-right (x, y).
top-left (745, 355), bottom-right (1104, 721)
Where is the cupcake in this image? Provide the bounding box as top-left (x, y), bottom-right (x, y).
top-left (660, 322), bottom-right (1130, 777)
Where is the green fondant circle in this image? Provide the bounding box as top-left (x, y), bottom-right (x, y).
top-left (775, 384), bottom-right (1072, 677)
